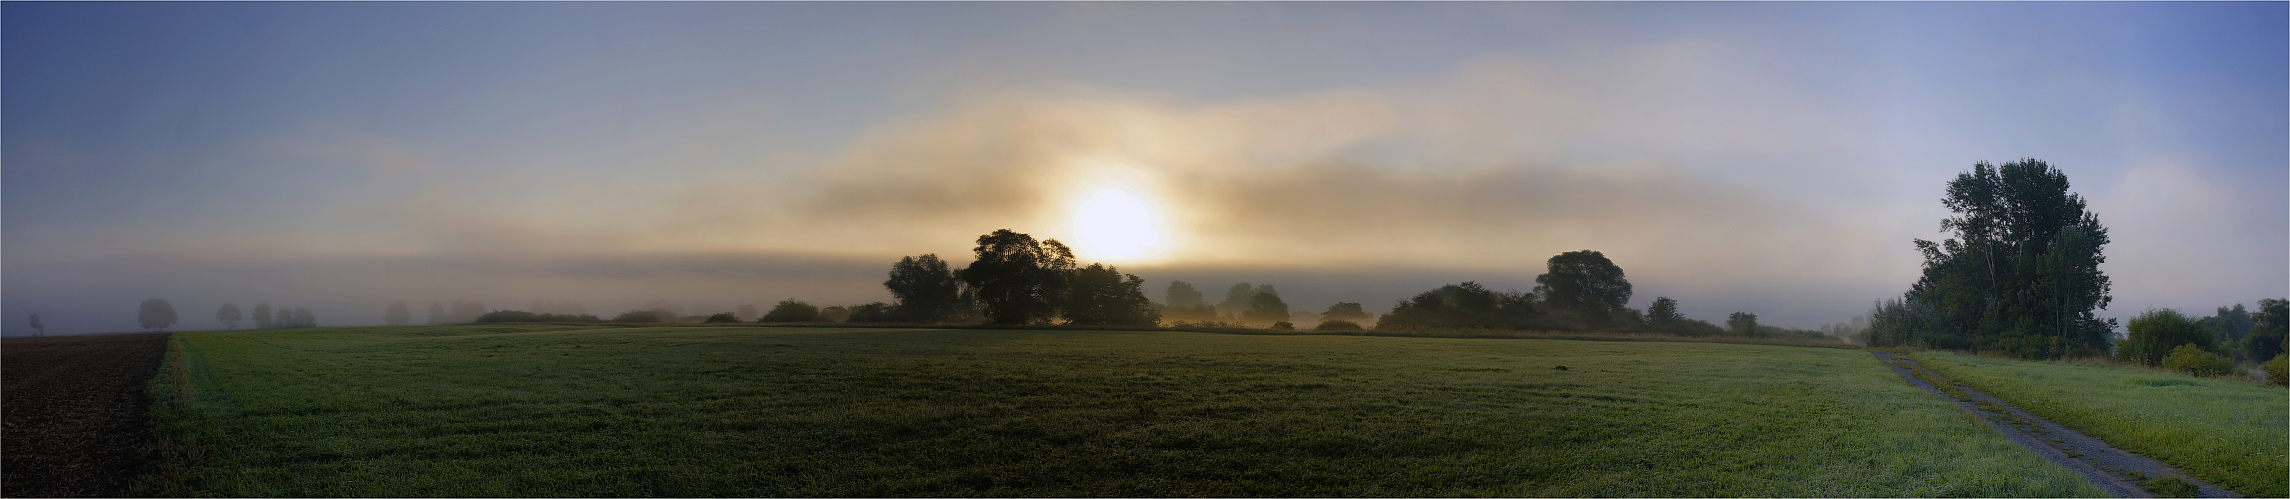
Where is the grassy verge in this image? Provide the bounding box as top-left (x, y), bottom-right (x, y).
top-left (1912, 350), bottom-right (2288, 497)
top-left (139, 326), bottom-right (2098, 496)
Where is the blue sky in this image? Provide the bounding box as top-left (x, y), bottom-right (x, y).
top-left (5, 2), bottom-right (2283, 335)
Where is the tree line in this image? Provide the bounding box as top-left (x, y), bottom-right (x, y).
top-left (1856, 158), bottom-right (2285, 381)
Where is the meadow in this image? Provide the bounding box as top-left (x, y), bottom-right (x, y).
top-left (137, 325), bottom-right (2101, 496)
top-left (1911, 351), bottom-right (2289, 497)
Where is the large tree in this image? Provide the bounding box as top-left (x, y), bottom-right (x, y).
top-left (1062, 263), bottom-right (1160, 326)
top-left (138, 298), bottom-right (178, 332)
top-left (885, 253), bottom-right (965, 322)
top-left (2249, 299), bottom-right (2289, 362)
top-left (1895, 159), bottom-right (2113, 358)
top-left (1242, 289), bottom-right (1291, 324)
top-left (958, 229), bottom-right (1074, 325)
top-left (216, 303), bottom-right (242, 329)
top-left (1535, 250), bottom-right (1632, 327)
top-left (383, 300), bottom-right (413, 326)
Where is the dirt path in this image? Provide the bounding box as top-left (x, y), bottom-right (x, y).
top-left (3, 333), bottom-right (172, 497)
top-left (1870, 352), bottom-right (2240, 498)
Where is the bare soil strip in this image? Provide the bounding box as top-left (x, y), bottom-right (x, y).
top-left (1871, 352), bottom-right (2240, 498)
top-left (3, 333), bottom-right (172, 498)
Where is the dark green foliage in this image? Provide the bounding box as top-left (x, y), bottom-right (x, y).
top-left (1241, 289), bottom-right (1290, 324)
top-left (886, 254), bottom-right (966, 322)
top-left (958, 229), bottom-right (1075, 325)
top-left (1726, 312), bottom-right (1759, 336)
top-left (612, 310), bottom-right (661, 323)
top-left (704, 313), bottom-right (741, 324)
top-left (478, 310), bottom-right (604, 323)
top-left (1647, 297), bottom-right (1682, 326)
top-left (2119, 309), bottom-right (2214, 367)
top-left (1375, 282), bottom-right (1540, 330)
top-left (2160, 344), bottom-right (2235, 378)
top-left (139, 298), bottom-right (179, 332)
top-left (759, 300), bottom-right (822, 323)
top-left (2264, 354), bottom-right (2287, 386)
top-left (1872, 160), bottom-right (2116, 358)
top-left (1270, 321), bottom-right (1294, 330)
top-left (1061, 264), bottom-right (1160, 326)
top-left (2246, 299), bottom-right (2289, 363)
top-left (1320, 302), bottom-right (1370, 323)
top-left (1534, 250), bottom-right (1632, 326)
top-left (1312, 319), bottom-right (1363, 331)
top-left (844, 303), bottom-right (893, 323)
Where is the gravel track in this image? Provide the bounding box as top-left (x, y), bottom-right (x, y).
top-left (1871, 351), bottom-right (2240, 498)
top-left (3, 333), bottom-right (171, 497)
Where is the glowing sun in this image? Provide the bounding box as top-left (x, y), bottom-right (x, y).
top-left (1068, 186), bottom-right (1169, 263)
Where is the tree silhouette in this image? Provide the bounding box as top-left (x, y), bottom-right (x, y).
top-left (1535, 250), bottom-right (1632, 327)
top-left (1166, 281), bottom-right (1205, 308)
top-left (383, 301), bottom-right (412, 326)
top-left (1216, 283), bottom-right (1256, 317)
top-left (1062, 263), bottom-right (1159, 326)
top-left (138, 298), bottom-right (178, 332)
top-left (759, 299), bottom-right (821, 323)
top-left (1647, 297), bottom-right (1683, 326)
top-left (252, 304), bottom-right (275, 329)
top-left (216, 303), bottom-right (242, 329)
top-left (886, 253), bottom-right (965, 322)
top-left (958, 229), bottom-right (1074, 325)
top-left (1242, 289), bottom-right (1291, 324)
top-left (1887, 159), bottom-right (2114, 358)
top-left (2244, 299), bottom-right (2288, 363)
top-left (1321, 302), bottom-right (1370, 322)
top-left (1727, 312), bottom-right (1759, 336)
top-left (29, 313), bottom-right (44, 336)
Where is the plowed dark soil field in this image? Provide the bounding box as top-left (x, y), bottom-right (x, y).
top-left (3, 333), bottom-right (170, 497)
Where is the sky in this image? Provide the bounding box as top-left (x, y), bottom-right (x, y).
top-left (4, 2), bottom-right (2284, 336)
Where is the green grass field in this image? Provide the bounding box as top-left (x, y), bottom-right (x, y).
top-left (138, 325), bottom-right (2101, 496)
top-left (1911, 351), bottom-right (2289, 497)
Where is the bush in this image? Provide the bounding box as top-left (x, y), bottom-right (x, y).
top-left (611, 310), bottom-right (661, 323)
top-left (2160, 343), bottom-right (2235, 377)
top-left (1270, 321), bottom-right (1294, 330)
top-left (2266, 354), bottom-right (2287, 386)
top-left (1312, 319), bottom-right (1364, 331)
top-left (703, 313), bottom-right (741, 323)
top-left (478, 310), bottom-right (603, 323)
top-left (758, 299), bottom-right (820, 323)
top-left (2121, 309), bottom-right (2215, 367)
top-left (845, 302), bottom-right (893, 323)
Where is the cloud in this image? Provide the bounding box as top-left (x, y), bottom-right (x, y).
top-left (2096, 161), bottom-right (2290, 315)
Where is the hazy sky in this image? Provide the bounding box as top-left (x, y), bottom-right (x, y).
top-left (5, 2), bottom-right (2284, 336)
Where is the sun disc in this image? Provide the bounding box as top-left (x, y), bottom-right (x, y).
top-left (1070, 187), bottom-right (1167, 262)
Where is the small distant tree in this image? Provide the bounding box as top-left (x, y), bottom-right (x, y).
top-left (846, 302), bottom-right (894, 323)
top-left (1647, 297), bottom-right (1683, 326)
top-left (817, 305), bottom-right (851, 324)
top-left (759, 299), bottom-right (821, 323)
top-left (1061, 263), bottom-right (1160, 326)
top-left (1313, 319), bottom-right (1364, 331)
top-left (1726, 312), bottom-right (1759, 336)
top-left (611, 310), bottom-right (661, 323)
top-left (958, 229), bottom-right (1075, 325)
top-left (703, 312), bottom-right (741, 323)
top-left (886, 253), bottom-right (965, 322)
top-left (383, 301), bottom-right (412, 326)
top-left (1166, 281), bottom-right (1206, 309)
top-left (2119, 309), bottom-right (2215, 367)
top-left (1242, 289), bottom-right (1291, 324)
top-left (29, 313), bottom-right (44, 336)
top-left (1535, 250), bottom-right (1632, 326)
top-left (138, 298), bottom-right (179, 332)
top-left (2246, 299), bottom-right (2289, 363)
top-left (252, 304), bottom-right (275, 329)
top-left (735, 304), bottom-right (759, 322)
top-left (216, 303), bottom-right (241, 329)
top-left (1217, 283), bottom-right (1256, 317)
top-left (1321, 302), bottom-right (1371, 323)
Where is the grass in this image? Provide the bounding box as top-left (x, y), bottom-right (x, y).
top-left (135, 325), bottom-right (2102, 496)
top-left (1912, 350), bottom-right (2289, 498)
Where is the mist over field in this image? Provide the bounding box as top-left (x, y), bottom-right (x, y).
top-left (5, 2), bottom-right (2284, 336)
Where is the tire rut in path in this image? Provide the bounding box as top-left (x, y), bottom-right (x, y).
top-left (1870, 351), bottom-right (2239, 498)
